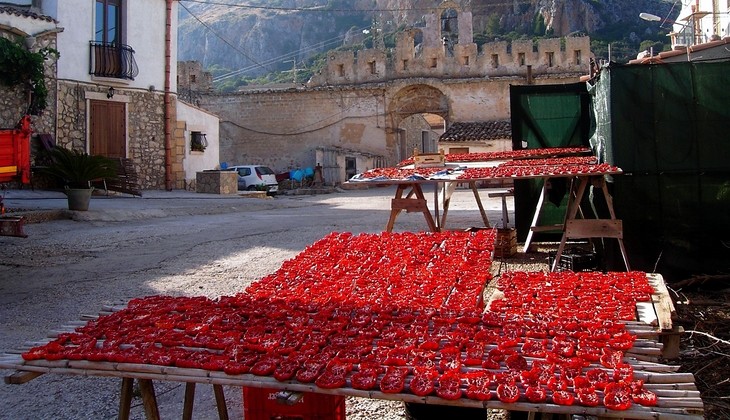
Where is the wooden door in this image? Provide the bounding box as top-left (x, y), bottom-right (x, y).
top-left (89, 100), bottom-right (126, 158)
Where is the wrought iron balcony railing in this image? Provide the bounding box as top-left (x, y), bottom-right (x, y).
top-left (89, 42), bottom-right (139, 80)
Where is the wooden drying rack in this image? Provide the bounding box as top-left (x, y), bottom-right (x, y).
top-left (1, 275), bottom-right (702, 419)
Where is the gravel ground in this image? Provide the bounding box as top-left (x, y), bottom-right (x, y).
top-left (0, 186), bottom-right (531, 420)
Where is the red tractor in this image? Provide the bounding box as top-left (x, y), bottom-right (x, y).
top-left (0, 115), bottom-right (32, 237)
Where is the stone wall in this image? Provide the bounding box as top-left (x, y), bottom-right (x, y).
top-left (0, 32), bottom-right (57, 144)
top-left (198, 71), bottom-right (580, 185)
top-left (56, 81), bottom-right (172, 189)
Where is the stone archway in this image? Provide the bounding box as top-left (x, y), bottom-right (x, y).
top-left (386, 84), bottom-right (450, 163)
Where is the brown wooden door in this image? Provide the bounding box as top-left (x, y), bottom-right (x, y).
top-left (89, 99), bottom-right (126, 158)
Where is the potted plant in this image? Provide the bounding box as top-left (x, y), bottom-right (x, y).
top-left (41, 147), bottom-right (118, 211)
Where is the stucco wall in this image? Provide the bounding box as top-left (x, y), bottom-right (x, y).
top-left (177, 100), bottom-right (221, 186)
top-left (47, 0), bottom-right (175, 93)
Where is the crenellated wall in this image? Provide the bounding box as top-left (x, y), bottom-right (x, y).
top-left (310, 36), bottom-right (591, 86)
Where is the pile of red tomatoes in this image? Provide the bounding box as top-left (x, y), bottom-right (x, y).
top-left (246, 231), bottom-right (495, 311)
top-left (397, 147), bottom-right (592, 167)
top-left (456, 162), bottom-right (621, 180)
top-left (22, 231), bottom-right (659, 412)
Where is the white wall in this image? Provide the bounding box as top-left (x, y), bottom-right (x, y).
top-left (177, 100), bottom-right (220, 183)
top-left (46, 0), bottom-right (175, 92)
top-left (675, 0), bottom-right (730, 43)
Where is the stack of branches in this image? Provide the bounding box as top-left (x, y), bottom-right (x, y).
top-left (670, 276), bottom-right (730, 420)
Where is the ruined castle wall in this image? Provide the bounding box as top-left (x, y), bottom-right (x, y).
top-left (309, 37), bottom-right (591, 86)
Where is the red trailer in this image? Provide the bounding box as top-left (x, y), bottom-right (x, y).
top-left (0, 115), bottom-right (32, 184)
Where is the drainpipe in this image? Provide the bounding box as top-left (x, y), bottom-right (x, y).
top-left (164, 0), bottom-right (174, 190)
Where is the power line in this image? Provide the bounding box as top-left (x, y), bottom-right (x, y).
top-left (179, 1), bottom-right (273, 73)
top-left (213, 25), bottom-right (371, 82)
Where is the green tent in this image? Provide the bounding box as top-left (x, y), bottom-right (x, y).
top-left (590, 61), bottom-right (730, 279)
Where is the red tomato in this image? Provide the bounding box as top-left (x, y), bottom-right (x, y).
top-left (464, 372), bottom-right (492, 401)
top-left (380, 367), bottom-right (408, 394)
top-left (351, 369), bottom-right (379, 391)
top-left (632, 388), bottom-right (658, 406)
top-left (505, 353), bottom-right (528, 371)
top-left (600, 348), bottom-right (624, 368)
top-left (524, 386), bottom-right (547, 403)
top-left (496, 383), bottom-right (520, 403)
top-left (604, 389), bottom-right (632, 411)
top-left (409, 369), bottom-right (436, 397)
top-left (614, 363), bottom-right (634, 382)
top-left (273, 359), bottom-right (300, 382)
top-left (551, 390), bottom-right (575, 406)
top-left (250, 357), bottom-right (279, 376)
top-left (576, 388), bottom-right (600, 407)
top-left (586, 368), bottom-right (610, 391)
top-left (521, 339), bottom-right (546, 358)
top-left (295, 359), bottom-right (325, 383)
top-left (436, 372), bottom-right (462, 400)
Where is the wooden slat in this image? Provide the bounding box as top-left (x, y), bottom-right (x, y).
top-left (565, 219), bottom-right (623, 239)
top-left (4, 370), bottom-right (43, 384)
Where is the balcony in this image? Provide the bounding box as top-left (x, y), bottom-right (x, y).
top-left (89, 42), bottom-right (139, 80)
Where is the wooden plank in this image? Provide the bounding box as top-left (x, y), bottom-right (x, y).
top-left (4, 370), bottom-right (43, 384)
top-left (565, 219), bottom-right (623, 239)
top-left (648, 273), bottom-right (675, 330)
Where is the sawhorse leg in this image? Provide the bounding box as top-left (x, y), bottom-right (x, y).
top-left (386, 184), bottom-right (438, 232)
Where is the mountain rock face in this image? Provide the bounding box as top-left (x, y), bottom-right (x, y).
top-left (177, 0), bottom-right (675, 76)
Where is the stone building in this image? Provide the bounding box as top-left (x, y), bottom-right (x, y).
top-left (188, 1), bottom-right (592, 185)
top-left (2, 1), bottom-right (220, 191)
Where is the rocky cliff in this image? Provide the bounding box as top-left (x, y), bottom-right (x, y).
top-left (177, 0), bottom-right (676, 77)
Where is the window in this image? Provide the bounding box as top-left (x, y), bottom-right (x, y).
top-left (337, 64), bottom-right (344, 77)
top-left (190, 74), bottom-right (196, 83)
top-left (190, 131), bottom-right (207, 152)
top-left (518, 53), bottom-right (525, 66)
top-left (491, 54), bottom-right (499, 68)
top-left (463, 56), bottom-right (470, 66)
top-left (546, 51), bottom-right (554, 67)
top-left (421, 131), bottom-right (433, 153)
top-left (574, 50), bottom-right (582, 66)
top-left (430, 57), bottom-right (438, 68)
top-left (95, 0), bottom-right (121, 44)
top-left (402, 59), bottom-right (408, 70)
top-left (368, 61), bottom-right (376, 74)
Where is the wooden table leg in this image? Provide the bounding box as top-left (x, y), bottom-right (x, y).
top-left (469, 181), bottom-right (490, 228)
top-left (597, 177), bottom-right (631, 270)
top-left (213, 384), bottom-right (229, 420)
top-left (118, 377), bottom-right (134, 420)
top-left (412, 184), bottom-right (439, 232)
top-left (137, 379), bottom-right (161, 420)
top-left (552, 177), bottom-right (589, 271)
top-left (523, 181), bottom-right (548, 253)
top-left (182, 382), bottom-right (196, 420)
top-left (385, 184), bottom-right (407, 232)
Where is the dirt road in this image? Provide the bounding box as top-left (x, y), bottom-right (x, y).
top-left (0, 186), bottom-right (509, 419)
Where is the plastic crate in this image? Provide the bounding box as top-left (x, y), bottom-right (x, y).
top-left (548, 247), bottom-right (597, 271)
top-left (242, 387), bottom-right (346, 420)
